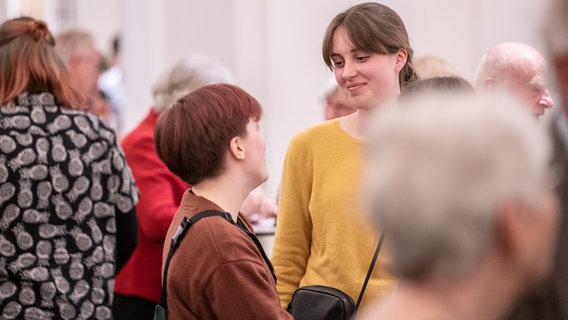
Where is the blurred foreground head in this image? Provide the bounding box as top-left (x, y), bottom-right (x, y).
top-left (365, 92), bottom-right (558, 291)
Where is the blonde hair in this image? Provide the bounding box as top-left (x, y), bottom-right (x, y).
top-left (413, 55), bottom-right (457, 79)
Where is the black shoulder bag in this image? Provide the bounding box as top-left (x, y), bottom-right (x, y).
top-left (286, 232), bottom-right (385, 320)
top-left (153, 210), bottom-right (275, 320)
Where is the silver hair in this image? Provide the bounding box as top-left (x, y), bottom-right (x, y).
top-left (545, 0), bottom-right (568, 55)
top-left (364, 92), bottom-right (550, 280)
top-left (152, 54), bottom-right (234, 113)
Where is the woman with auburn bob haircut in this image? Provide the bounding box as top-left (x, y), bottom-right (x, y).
top-left (155, 83), bottom-right (292, 319)
top-left (0, 17), bottom-right (139, 319)
top-left (271, 2), bottom-right (418, 309)
top-left (113, 55), bottom-right (236, 320)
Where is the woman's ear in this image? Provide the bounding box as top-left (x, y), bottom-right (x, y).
top-left (395, 48), bottom-right (408, 72)
top-left (495, 201), bottom-right (516, 255)
top-left (229, 136), bottom-right (246, 160)
top-left (494, 199), bottom-right (528, 261)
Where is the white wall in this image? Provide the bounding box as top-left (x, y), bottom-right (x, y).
top-left (4, 0), bottom-right (549, 199)
top-left (74, 0), bottom-right (122, 56)
top-left (120, 0), bottom-right (552, 199)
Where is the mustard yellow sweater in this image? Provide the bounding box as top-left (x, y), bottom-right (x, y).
top-left (272, 119), bottom-right (397, 309)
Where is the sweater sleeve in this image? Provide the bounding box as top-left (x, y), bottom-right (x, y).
top-left (271, 135), bottom-right (314, 308)
top-left (204, 260), bottom-right (293, 320)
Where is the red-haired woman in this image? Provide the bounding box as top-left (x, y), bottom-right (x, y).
top-left (154, 83), bottom-right (291, 319)
top-left (0, 17), bottom-right (138, 319)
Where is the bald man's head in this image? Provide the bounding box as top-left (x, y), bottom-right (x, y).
top-left (475, 42), bottom-right (554, 117)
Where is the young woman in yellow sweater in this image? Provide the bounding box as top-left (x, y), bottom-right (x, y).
top-left (271, 2), bottom-right (419, 309)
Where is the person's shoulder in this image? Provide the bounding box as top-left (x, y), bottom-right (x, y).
top-left (296, 119), bottom-right (339, 138)
top-left (290, 119), bottom-right (340, 145)
top-left (20, 100), bottom-right (118, 146)
top-left (120, 111), bottom-right (155, 150)
top-left (60, 108), bottom-right (117, 141)
top-left (196, 216), bottom-right (260, 262)
top-left (198, 216), bottom-right (248, 242)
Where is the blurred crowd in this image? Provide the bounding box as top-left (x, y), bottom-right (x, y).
top-left (0, 1), bottom-right (568, 319)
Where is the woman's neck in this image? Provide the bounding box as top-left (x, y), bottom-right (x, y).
top-left (339, 109), bottom-right (371, 141)
top-left (340, 92), bottom-right (400, 141)
top-left (191, 177), bottom-right (251, 222)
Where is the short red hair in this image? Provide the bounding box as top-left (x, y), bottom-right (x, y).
top-left (0, 17), bottom-right (83, 109)
top-left (154, 83), bottom-right (263, 185)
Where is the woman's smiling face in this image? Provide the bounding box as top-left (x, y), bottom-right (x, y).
top-left (330, 27), bottom-right (405, 110)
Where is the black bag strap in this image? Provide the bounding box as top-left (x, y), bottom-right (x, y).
top-left (354, 232), bottom-right (386, 311)
top-left (159, 210), bottom-right (233, 314)
top-left (235, 217), bottom-right (277, 281)
top-left (159, 209), bottom-right (275, 314)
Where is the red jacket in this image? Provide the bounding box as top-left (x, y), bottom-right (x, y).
top-left (115, 109), bottom-right (189, 302)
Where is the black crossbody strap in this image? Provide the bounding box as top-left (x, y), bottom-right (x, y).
top-left (354, 232), bottom-right (386, 311)
top-left (159, 210), bottom-right (232, 313)
top-left (235, 218), bottom-right (277, 282)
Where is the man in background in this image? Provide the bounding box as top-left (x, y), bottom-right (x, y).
top-left (321, 77), bottom-right (355, 120)
top-left (55, 29), bottom-right (112, 122)
top-left (475, 42), bottom-right (554, 118)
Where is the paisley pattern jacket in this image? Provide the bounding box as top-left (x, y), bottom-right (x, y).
top-left (0, 93), bottom-right (139, 320)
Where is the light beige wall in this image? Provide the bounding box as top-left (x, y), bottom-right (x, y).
top-left (75, 0), bottom-right (122, 58)
top-left (75, 0), bottom-right (552, 198)
top-left (121, 0), bottom-right (166, 133)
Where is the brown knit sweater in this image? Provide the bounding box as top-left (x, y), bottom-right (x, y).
top-left (162, 190), bottom-right (292, 319)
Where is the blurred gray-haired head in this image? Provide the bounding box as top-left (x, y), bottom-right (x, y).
top-left (364, 92), bottom-right (550, 280)
top-left (152, 54), bottom-right (234, 113)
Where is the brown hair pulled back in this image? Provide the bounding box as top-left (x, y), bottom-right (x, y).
top-left (322, 2), bottom-right (419, 88)
top-left (0, 17), bottom-right (82, 108)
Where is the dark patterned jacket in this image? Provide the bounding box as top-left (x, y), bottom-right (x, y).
top-left (0, 92), bottom-right (139, 320)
